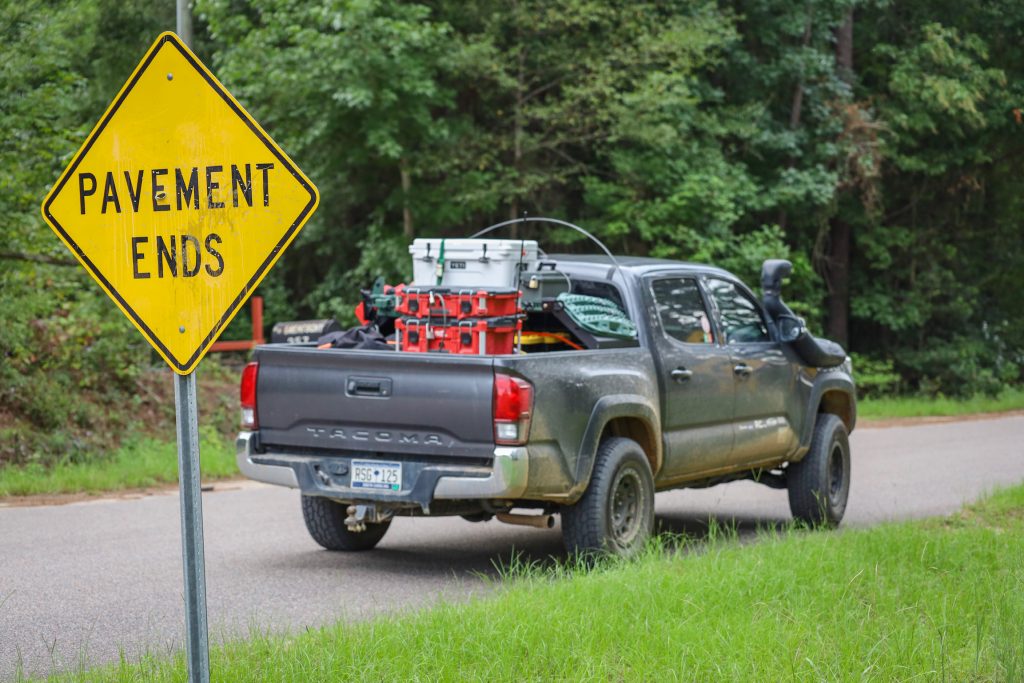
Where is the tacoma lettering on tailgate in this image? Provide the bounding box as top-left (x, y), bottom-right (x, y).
top-left (306, 426), bottom-right (446, 446)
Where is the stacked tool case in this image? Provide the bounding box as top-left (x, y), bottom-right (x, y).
top-left (395, 287), bottom-right (523, 355)
top-left (397, 287), bottom-right (520, 318)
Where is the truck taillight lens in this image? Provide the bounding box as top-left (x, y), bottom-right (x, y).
top-left (240, 362), bottom-right (259, 430)
top-left (493, 374), bottom-right (533, 446)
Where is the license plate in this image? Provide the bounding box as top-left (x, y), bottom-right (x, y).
top-left (350, 460), bottom-right (402, 492)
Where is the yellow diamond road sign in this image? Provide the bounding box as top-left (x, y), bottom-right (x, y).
top-left (41, 32), bottom-right (319, 375)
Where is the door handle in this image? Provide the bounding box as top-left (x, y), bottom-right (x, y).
top-left (733, 363), bottom-right (752, 378)
top-left (346, 376), bottom-right (392, 397)
top-left (671, 368), bottom-right (694, 382)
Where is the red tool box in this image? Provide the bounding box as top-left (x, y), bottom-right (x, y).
top-left (396, 287), bottom-right (520, 320)
top-left (396, 316), bottom-right (523, 355)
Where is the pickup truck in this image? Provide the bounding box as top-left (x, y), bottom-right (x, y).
top-left (237, 255), bottom-right (855, 556)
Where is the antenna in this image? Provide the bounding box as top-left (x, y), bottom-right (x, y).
top-left (468, 216), bottom-right (621, 276)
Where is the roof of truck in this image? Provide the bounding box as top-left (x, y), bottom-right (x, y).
top-left (546, 253), bottom-right (736, 278)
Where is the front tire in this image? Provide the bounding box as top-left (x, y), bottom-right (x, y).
top-left (561, 437), bottom-right (655, 557)
top-left (301, 495), bottom-right (391, 551)
top-left (787, 414), bottom-right (851, 527)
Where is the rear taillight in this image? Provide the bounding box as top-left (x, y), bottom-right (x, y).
top-left (240, 361), bottom-right (259, 429)
top-left (493, 374), bottom-right (534, 446)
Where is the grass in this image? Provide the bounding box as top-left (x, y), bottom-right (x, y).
top-left (37, 485), bottom-right (1024, 682)
top-left (0, 426), bottom-right (237, 498)
top-left (858, 386), bottom-right (1024, 420)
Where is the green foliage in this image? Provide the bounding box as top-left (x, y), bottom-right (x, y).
top-left (200, 0), bottom-right (455, 316)
top-left (898, 334), bottom-right (1020, 398)
top-left (1, 0), bottom-right (1022, 471)
top-left (849, 2), bottom-right (1024, 394)
top-left (849, 353), bottom-right (901, 397)
top-left (0, 1), bottom-right (97, 257)
top-left (0, 266), bottom-right (149, 464)
top-left (880, 22), bottom-right (1007, 166)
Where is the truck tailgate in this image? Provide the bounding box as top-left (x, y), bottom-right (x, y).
top-left (254, 346), bottom-right (496, 461)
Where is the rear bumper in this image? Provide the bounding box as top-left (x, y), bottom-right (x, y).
top-left (236, 432), bottom-right (528, 507)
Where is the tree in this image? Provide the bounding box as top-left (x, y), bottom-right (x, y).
top-left (200, 0), bottom-right (455, 316)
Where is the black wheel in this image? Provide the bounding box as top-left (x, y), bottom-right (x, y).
top-left (561, 437), bottom-right (655, 556)
top-left (301, 495), bottom-right (391, 551)
top-left (787, 414), bottom-right (851, 527)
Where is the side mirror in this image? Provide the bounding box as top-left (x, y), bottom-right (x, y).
top-left (775, 314), bottom-right (805, 343)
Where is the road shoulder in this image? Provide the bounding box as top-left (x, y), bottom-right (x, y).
top-left (859, 409), bottom-right (1024, 429)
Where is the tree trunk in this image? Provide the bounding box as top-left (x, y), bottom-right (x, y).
top-left (777, 8), bottom-right (815, 230)
top-left (826, 8), bottom-right (854, 346)
top-left (511, 72), bottom-right (522, 221)
top-left (826, 219), bottom-right (851, 345)
top-left (509, 29), bottom-right (525, 237)
top-left (400, 158), bottom-right (413, 239)
top-left (836, 10), bottom-right (853, 80)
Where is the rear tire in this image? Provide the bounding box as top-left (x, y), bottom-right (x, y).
top-left (561, 437), bottom-right (655, 557)
top-left (787, 414), bottom-right (850, 527)
top-left (301, 495), bottom-right (391, 551)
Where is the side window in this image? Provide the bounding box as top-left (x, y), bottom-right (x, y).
top-left (705, 278), bottom-right (770, 343)
top-left (650, 277), bottom-right (714, 344)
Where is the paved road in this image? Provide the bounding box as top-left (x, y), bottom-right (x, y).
top-left (2, 415), bottom-right (1022, 679)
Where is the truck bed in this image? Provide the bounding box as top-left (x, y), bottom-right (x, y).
top-left (255, 346), bottom-right (497, 462)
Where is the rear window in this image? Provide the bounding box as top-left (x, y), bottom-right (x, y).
top-left (571, 279), bottom-right (625, 309)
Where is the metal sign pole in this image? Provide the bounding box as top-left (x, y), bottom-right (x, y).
top-left (174, 4), bottom-right (209, 682)
top-left (174, 371), bottom-right (210, 682)
top-left (177, 0), bottom-right (193, 46)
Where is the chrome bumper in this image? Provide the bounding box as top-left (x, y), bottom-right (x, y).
top-left (236, 433), bottom-right (299, 488)
top-left (433, 447), bottom-right (528, 499)
top-left (235, 432), bottom-right (529, 500)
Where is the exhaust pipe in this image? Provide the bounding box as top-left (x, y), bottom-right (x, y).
top-left (496, 512), bottom-right (555, 529)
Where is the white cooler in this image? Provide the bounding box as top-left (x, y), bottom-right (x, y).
top-left (410, 238), bottom-right (539, 288)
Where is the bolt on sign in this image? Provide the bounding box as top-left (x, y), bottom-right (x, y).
top-left (41, 32), bottom-right (319, 374)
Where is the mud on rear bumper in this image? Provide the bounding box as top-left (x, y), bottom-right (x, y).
top-left (236, 432), bottom-right (529, 509)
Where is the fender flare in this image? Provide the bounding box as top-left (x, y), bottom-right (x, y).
top-left (572, 394), bottom-right (661, 493)
top-left (799, 369), bottom-right (857, 449)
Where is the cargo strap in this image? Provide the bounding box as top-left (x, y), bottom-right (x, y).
top-left (435, 239), bottom-right (446, 285)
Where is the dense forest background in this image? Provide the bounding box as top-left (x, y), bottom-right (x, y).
top-left (2, 0), bottom-right (1022, 462)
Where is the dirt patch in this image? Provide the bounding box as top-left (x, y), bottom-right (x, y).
top-left (860, 409), bottom-right (1024, 429)
top-left (133, 367), bottom-right (239, 437)
top-left (0, 476), bottom-right (252, 508)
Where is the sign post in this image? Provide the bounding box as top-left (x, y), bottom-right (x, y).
top-left (174, 371), bottom-right (209, 682)
top-left (173, 7), bottom-right (207, 681)
top-left (40, 24), bottom-right (318, 683)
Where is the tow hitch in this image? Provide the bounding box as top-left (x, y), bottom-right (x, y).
top-left (344, 504), bottom-right (395, 532)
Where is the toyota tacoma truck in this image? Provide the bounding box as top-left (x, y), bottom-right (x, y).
top-left (237, 255), bottom-right (855, 555)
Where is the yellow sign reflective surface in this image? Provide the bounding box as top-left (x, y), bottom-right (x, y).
top-left (41, 32), bottom-right (318, 374)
